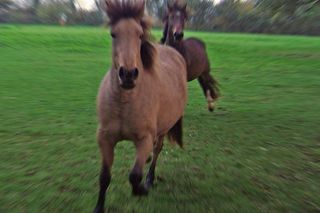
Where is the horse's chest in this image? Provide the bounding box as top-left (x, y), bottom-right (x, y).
top-left (105, 103), bottom-right (153, 140)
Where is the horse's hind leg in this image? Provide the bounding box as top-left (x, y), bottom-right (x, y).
top-left (198, 72), bottom-right (220, 112)
top-left (130, 135), bottom-right (153, 196)
top-left (145, 135), bottom-right (164, 189)
top-left (197, 75), bottom-right (213, 111)
top-left (93, 129), bottom-right (115, 213)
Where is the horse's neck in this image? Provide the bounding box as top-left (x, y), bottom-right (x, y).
top-left (160, 22), bottom-right (168, 44)
top-left (164, 30), bottom-right (172, 46)
top-left (165, 34), bottom-right (186, 58)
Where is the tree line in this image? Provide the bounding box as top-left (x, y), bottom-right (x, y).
top-left (0, 0), bottom-right (105, 25)
top-left (1, 0), bottom-right (319, 35)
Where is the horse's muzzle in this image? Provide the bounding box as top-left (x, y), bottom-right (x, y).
top-left (173, 32), bottom-right (184, 41)
top-left (119, 67), bottom-right (139, 90)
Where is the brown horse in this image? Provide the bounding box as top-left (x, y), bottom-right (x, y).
top-left (94, 0), bottom-right (187, 212)
top-left (161, 1), bottom-right (220, 111)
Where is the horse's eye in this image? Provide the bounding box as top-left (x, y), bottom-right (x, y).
top-left (139, 34), bottom-right (143, 40)
top-left (111, 33), bottom-right (116, 38)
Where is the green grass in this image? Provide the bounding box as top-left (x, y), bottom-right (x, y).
top-left (0, 24), bottom-right (319, 212)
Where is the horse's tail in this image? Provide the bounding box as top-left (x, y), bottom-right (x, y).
top-left (167, 117), bottom-right (183, 148)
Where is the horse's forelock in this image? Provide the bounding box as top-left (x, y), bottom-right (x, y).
top-left (105, 0), bottom-right (145, 25)
top-left (105, 0), bottom-right (151, 40)
top-left (166, 0), bottom-right (188, 19)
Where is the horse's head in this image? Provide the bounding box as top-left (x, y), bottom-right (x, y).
top-left (165, 1), bottom-right (188, 42)
top-left (105, 0), bottom-right (155, 90)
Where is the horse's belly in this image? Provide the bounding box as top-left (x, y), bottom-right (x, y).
top-left (156, 92), bottom-right (186, 136)
top-left (186, 60), bottom-right (207, 81)
top-left (187, 69), bottom-right (201, 81)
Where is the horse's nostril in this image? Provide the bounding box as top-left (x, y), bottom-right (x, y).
top-left (174, 32), bottom-right (184, 40)
top-left (133, 68), bottom-right (139, 79)
top-left (119, 67), bottom-right (138, 82)
top-left (119, 67), bottom-right (125, 80)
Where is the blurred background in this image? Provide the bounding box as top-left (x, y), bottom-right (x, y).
top-left (0, 0), bottom-right (319, 35)
top-left (1, 0), bottom-right (319, 212)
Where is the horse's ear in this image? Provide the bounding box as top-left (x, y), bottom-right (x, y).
top-left (129, 0), bottom-right (145, 19)
top-left (105, 0), bottom-right (110, 7)
top-left (140, 0), bottom-right (146, 15)
top-left (104, 0), bottom-right (114, 19)
top-left (167, 1), bottom-right (173, 12)
top-left (141, 41), bottom-right (156, 70)
top-left (182, 3), bottom-right (187, 12)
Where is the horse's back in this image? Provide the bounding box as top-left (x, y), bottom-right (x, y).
top-left (158, 44), bottom-right (186, 69)
top-left (154, 44), bottom-right (187, 135)
top-left (183, 38), bottom-right (210, 81)
top-left (156, 44), bottom-right (187, 85)
top-left (185, 37), bottom-right (206, 49)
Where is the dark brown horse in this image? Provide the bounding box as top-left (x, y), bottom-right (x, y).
top-left (161, 1), bottom-right (220, 111)
top-left (94, 0), bottom-right (187, 212)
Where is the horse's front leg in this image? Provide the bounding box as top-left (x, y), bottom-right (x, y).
top-left (93, 129), bottom-right (116, 213)
top-left (130, 135), bottom-right (153, 196)
top-left (145, 135), bottom-right (164, 189)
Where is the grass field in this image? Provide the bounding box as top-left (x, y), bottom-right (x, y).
top-left (0, 25), bottom-right (319, 212)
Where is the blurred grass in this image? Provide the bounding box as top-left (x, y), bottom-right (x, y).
top-left (0, 25), bottom-right (319, 212)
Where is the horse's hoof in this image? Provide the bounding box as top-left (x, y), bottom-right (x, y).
top-left (208, 102), bottom-right (215, 112)
top-left (132, 184), bottom-right (149, 196)
top-left (93, 206), bottom-right (105, 213)
top-left (208, 106), bottom-right (214, 112)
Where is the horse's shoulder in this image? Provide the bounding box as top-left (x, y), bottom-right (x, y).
top-left (155, 44), bottom-right (185, 65)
